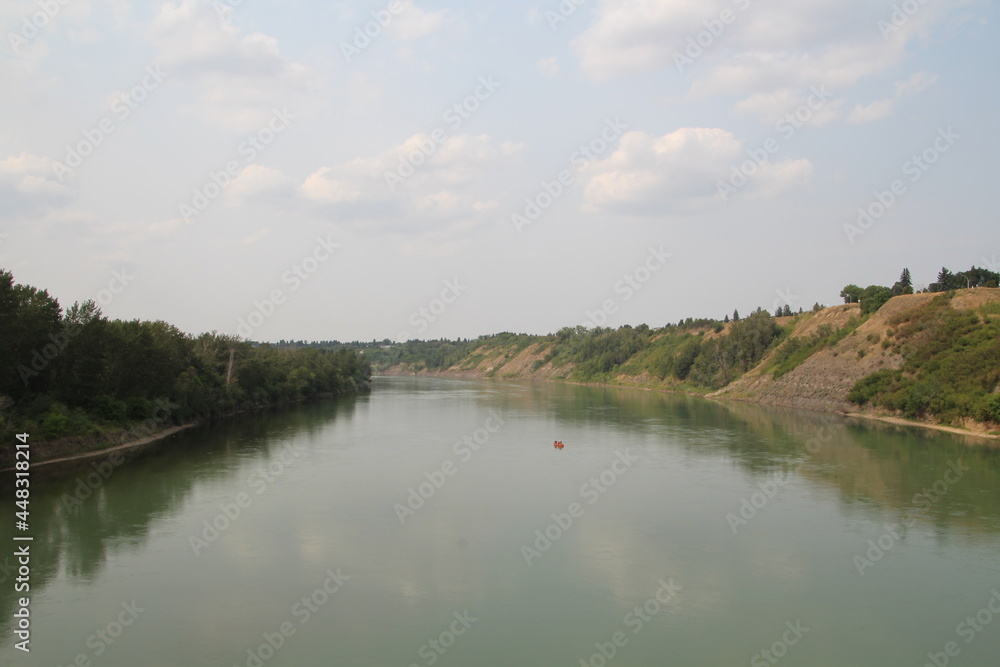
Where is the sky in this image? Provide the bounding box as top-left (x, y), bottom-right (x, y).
top-left (1, 0), bottom-right (998, 343)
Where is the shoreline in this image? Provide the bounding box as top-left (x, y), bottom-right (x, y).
top-left (2, 423), bottom-right (199, 473)
top-left (378, 370), bottom-right (1000, 442)
top-left (842, 412), bottom-right (999, 440)
top-left (6, 387), bottom-right (373, 471)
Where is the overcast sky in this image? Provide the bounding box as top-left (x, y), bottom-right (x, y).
top-left (1, 0), bottom-right (997, 342)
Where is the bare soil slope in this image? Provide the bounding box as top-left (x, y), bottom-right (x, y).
top-left (714, 291), bottom-right (994, 414)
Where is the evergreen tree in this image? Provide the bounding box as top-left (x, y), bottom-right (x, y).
top-left (933, 267), bottom-right (954, 292)
top-left (732, 309), bottom-right (740, 322)
top-left (892, 268), bottom-right (914, 295)
top-left (782, 304), bottom-right (792, 317)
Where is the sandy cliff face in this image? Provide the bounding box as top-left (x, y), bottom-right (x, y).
top-left (384, 343), bottom-right (572, 380)
top-left (714, 291), bottom-right (1000, 415)
top-left (382, 289), bottom-right (1000, 432)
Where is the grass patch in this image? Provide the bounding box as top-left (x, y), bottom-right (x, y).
top-left (767, 317), bottom-right (865, 378)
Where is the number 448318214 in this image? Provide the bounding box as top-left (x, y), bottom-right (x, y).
top-left (14, 433), bottom-right (30, 528)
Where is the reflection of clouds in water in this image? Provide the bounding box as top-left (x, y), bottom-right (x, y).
top-left (575, 521), bottom-right (683, 610)
top-left (751, 543), bottom-right (808, 583)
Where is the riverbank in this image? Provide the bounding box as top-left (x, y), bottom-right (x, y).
top-left (0, 422), bottom-right (199, 475)
top-left (2, 388), bottom-right (371, 471)
top-left (379, 368), bottom-right (1000, 441)
top-left (17, 423), bottom-right (198, 471)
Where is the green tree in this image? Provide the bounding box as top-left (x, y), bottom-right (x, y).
top-left (840, 284), bottom-right (863, 303)
top-left (860, 285), bottom-right (893, 314)
top-left (0, 271), bottom-right (63, 398)
top-left (930, 267), bottom-right (955, 292)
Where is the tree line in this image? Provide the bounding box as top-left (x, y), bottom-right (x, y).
top-left (0, 269), bottom-right (370, 441)
top-left (840, 265), bottom-right (999, 314)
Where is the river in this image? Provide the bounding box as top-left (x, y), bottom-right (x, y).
top-left (3, 376), bottom-right (1000, 666)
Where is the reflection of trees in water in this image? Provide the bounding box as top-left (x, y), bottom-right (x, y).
top-left (0, 396), bottom-right (359, 642)
top-left (477, 378), bottom-right (1000, 535)
top-left (704, 398), bottom-right (1000, 537)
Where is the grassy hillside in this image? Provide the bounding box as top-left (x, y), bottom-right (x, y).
top-left (368, 289), bottom-right (1000, 434)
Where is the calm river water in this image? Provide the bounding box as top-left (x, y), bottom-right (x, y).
top-left (3, 376), bottom-right (1000, 666)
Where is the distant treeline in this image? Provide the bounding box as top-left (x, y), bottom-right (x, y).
top-left (364, 311), bottom-right (785, 389)
top-left (362, 264), bottom-right (1000, 428)
top-left (0, 269), bottom-right (370, 442)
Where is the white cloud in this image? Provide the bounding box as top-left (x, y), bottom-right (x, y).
top-left (241, 228), bottom-right (271, 245)
top-left (575, 0), bottom-right (959, 121)
top-left (228, 164), bottom-right (296, 204)
top-left (0, 153), bottom-right (76, 220)
top-left (384, 0), bottom-right (446, 41)
top-left (572, 0), bottom-right (710, 81)
top-left (582, 127), bottom-right (812, 215)
top-left (847, 98), bottom-right (895, 124)
top-left (734, 87), bottom-right (843, 126)
top-left (536, 56), bottom-right (559, 77)
top-left (300, 166), bottom-right (364, 205)
top-left (227, 133), bottom-right (524, 235)
top-left (146, 0), bottom-right (311, 129)
top-left (848, 70), bottom-right (938, 123)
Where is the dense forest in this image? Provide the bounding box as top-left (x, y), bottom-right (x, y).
top-left (0, 269), bottom-right (370, 444)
